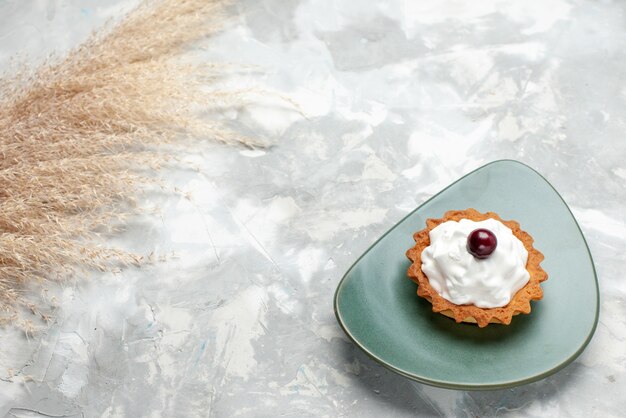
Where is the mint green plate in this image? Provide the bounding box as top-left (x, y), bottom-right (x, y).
top-left (334, 160), bottom-right (599, 390)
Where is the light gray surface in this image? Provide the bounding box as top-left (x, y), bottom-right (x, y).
top-left (1, 0), bottom-right (625, 416)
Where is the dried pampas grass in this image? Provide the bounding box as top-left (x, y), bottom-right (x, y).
top-left (0, 0), bottom-right (256, 328)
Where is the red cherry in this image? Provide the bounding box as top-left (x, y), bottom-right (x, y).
top-left (467, 228), bottom-right (497, 259)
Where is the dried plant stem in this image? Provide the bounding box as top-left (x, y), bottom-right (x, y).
top-left (0, 0), bottom-right (256, 328)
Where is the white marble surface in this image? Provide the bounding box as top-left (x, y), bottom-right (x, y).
top-left (1, 0), bottom-right (626, 416)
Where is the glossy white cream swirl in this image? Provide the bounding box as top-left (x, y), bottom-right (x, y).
top-left (420, 218), bottom-right (529, 308)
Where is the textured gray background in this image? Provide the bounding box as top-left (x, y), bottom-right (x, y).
top-left (1, 0), bottom-right (625, 416)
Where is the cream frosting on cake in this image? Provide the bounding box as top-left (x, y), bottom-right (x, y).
top-left (420, 218), bottom-right (529, 308)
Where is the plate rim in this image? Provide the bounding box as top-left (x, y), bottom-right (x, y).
top-left (333, 159), bottom-right (600, 390)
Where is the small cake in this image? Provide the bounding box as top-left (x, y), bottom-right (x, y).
top-left (406, 208), bottom-right (547, 327)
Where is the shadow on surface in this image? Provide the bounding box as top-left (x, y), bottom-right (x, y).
top-left (336, 338), bottom-right (445, 416)
top-left (454, 361), bottom-right (586, 416)
top-left (426, 295), bottom-right (541, 344)
top-left (335, 324), bottom-right (585, 417)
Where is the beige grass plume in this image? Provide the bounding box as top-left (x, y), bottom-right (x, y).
top-left (0, 0), bottom-right (257, 328)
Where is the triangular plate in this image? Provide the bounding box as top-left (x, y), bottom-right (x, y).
top-left (334, 160), bottom-right (599, 390)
